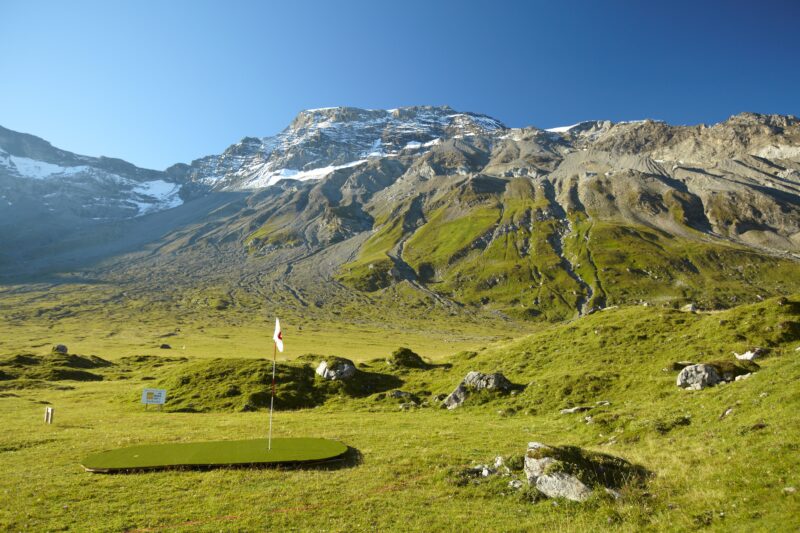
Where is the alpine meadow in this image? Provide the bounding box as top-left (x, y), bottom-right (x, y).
top-left (2, 1), bottom-right (800, 532)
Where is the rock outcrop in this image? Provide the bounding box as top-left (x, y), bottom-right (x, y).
top-left (442, 371), bottom-right (513, 409)
top-left (315, 358), bottom-right (357, 381)
top-left (676, 364), bottom-right (722, 390)
top-left (523, 442), bottom-right (649, 502)
top-left (677, 360), bottom-right (760, 389)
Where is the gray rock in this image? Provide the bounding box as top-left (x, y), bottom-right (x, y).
top-left (315, 358), bottom-right (356, 381)
top-left (466, 464), bottom-right (495, 477)
top-left (524, 442), bottom-right (556, 481)
top-left (522, 440), bottom-right (647, 503)
top-left (734, 347), bottom-right (764, 361)
top-left (735, 373), bottom-right (752, 381)
top-left (508, 479), bottom-right (524, 490)
top-left (389, 390), bottom-right (412, 399)
top-left (677, 364), bottom-right (722, 390)
top-left (535, 472), bottom-right (592, 502)
top-left (463, 371), bottom-right (512, 392)
top-left (681, 303), bottom-right (697, 312)
top-left (560, 406), bottom-right (593, 414)
top-left (524, 442), bottom-right (593, 501)
top-left (442, 371), bottom-right (512, 409)
top-left (52, 344), bottom-right (68, 354)
top-left (399, 401), bottom-right (418, 411)
top-left (443, 383), bottom-right (469, 410)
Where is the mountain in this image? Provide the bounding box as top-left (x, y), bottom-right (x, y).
top-left (168, 106), bottom-right (505, 190)
top-left (1, 107), bottom-right (799, 322)
top-left (0, 125), bottom-right (188, 219)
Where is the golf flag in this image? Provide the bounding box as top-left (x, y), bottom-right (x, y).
top-left (273, 318), bottom-right (284, 352)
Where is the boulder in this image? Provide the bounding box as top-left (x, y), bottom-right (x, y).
top-left (160, 344), bottom-right (172, 350)
top-left (681, 303), bottom-right (697, 312)
top-left (524, 443), bottom-right (591, 502)
top-left (315, 358), bottom-right (356, 381)
top-left (443, 383), bottom-right (469, 410)
top-left (676, 364), bottom-right (722, 390)
top-left (52, 344), bottom-right (68, 355)
top-left (442, 371), bottom-right (512, 409)
top-left (535, 472), bottom-right (593, 502)
top-left (523, 441), bottom-right (648, 503)
top-left (462, 371), bottom-right (512, 392)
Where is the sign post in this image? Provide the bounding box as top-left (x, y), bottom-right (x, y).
top-left (141, 388), bottom-right (167, 410)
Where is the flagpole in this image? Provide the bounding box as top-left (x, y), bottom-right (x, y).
top-left (268, 341), bottom-right (276, 451)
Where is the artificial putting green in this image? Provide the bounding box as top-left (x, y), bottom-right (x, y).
top-left (81, 437), bottom-right (348, 472)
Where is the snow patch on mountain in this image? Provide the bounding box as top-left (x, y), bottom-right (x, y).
top-left (0, 152), bottom-right (91, 180)
top-left (243, 159), bottom-right (368, 189)
top-left (131, 179), bottom-right (184, 215)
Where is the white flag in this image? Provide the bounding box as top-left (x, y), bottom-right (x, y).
top-left (273, 317), bottom-right (284, 353)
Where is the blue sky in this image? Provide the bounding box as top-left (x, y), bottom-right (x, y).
top-left (1, 0), bottom-right (798, 170)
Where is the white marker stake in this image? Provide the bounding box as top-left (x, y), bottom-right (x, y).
top-left (44, 406), bottom-right (54, 424)
top-left (268, 341), bottom-right (276, 451)
top-left (269, 317), bottom-right (283, 451)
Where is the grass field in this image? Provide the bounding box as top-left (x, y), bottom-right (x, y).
top-left (1, 296), bottom-right (799, 531)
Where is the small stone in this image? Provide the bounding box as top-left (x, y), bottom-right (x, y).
top-left (759, 392), bottom-right (768, 398)
top-left (734, 348), bottom-right (764, 361)
top-left (734, 373), bottom-right (751, 382)
top-left (584, 416), bottom-right (593, 424)
top-left (681, 303), bottom-right (697, 312)
top-left (560, 406), bottom-right (593, 414)
top-left (159, 344), bottom-right (171, 350)
top-left (719, 407), bottom-right (734, 419)
top-left (52, 344), bottom-right (68, 355)
top-left (783, 487), bottom-right (796, 495)
top-left (508, 479), bottom-right (523, 490)
top-left (595, 400), bottom-right (611, 406)
top-left (604, 487), bottom-right (622, 500)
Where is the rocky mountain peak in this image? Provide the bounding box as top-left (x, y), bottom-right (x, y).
top-left (178, 106), bottom-right (506, 190)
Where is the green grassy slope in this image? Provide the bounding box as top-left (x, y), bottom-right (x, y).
top-left (1, 296), bottom-right (798, 530)
top-left (335, 174), bottom-right (800, 320)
